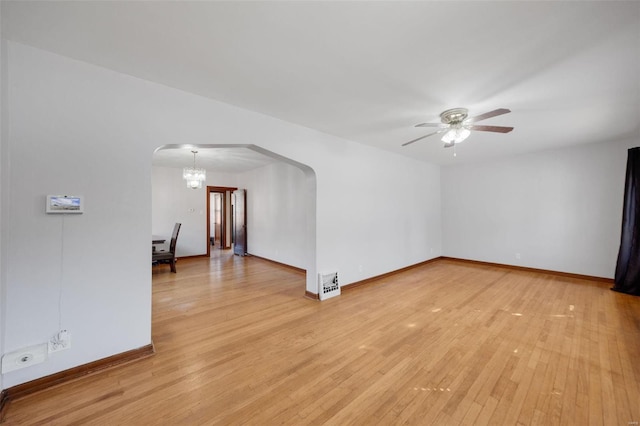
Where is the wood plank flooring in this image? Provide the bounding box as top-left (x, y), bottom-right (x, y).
top-left (5, 252), bottom-right (640, 425)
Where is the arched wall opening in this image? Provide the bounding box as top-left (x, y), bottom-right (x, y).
top-left (152, 143), bottom-right (317, 294)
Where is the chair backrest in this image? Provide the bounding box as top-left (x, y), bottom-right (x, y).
top-left (169, 223), bottom-right (181, 253)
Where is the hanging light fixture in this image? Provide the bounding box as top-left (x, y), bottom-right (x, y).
top-left (183, 150), bottom-right (206, 189)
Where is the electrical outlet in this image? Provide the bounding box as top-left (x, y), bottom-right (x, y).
top-left (48, 330), bottom-right (71, 353)
top-left (2, 343), bottom-right (48, 373)
top-left (515, 253), bottom-right (521, 260)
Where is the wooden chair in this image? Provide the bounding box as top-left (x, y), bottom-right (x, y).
top-left (152, 223), bottom-right (181, 273)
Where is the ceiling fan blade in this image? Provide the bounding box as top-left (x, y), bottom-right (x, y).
top-left (468, 125), bottom-right (514, 133)
top-left (465, 108), bottom-right (511, 123)
top-left (401, 129), bottom-right (446, 147)
top-left (414, 122), bottom-right (446, 128)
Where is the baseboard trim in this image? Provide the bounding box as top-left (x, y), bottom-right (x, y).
top-left (304, 290), bottom-right (320, 300)
top-left (177, 254), bottom-right (209, 260)
top-left (4, 343), bottom-right (155, 403)
top-left (440, 257), bottom-right (614, 283)
top-left (247, 254), bottom-right (306, 274)
top-left (341, 256), bottom-right (612, 294)
top-left (342, 257), bottom-right (442, 292)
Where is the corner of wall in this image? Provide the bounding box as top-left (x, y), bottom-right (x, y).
top-left (0, 17), bottom-right (8, 392)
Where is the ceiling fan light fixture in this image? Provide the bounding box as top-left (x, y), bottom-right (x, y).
top-left (402, 107), bottom-right (512, 148)
top-left (441, 127), bottom-right (470, 145)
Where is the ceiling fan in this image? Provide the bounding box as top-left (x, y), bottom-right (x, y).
top-left (402, 107), bottom-right (513, 147)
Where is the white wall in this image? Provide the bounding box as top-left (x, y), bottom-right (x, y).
top-left (0, 9), bottom-right (5, 391)
top-left (442, 138), bottom-right (637, 278)
top-left (315, 144), bottom-right (441, 284)
top-left (0, 42), bottom-right (441, 387)
top-left (236, 162), bottom-right (309, 269)
top-left (152, 166), bottom-right (238, 257)
top-left (3, 43), bottom-right (156, 388)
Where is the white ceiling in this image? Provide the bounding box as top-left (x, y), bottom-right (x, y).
top-left (2, 1), bottom-right (639, 168)
top-left (153, 147), bottom-right (277, 174)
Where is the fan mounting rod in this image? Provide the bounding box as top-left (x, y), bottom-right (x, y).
top-left (440, 108), bottom-right (468, 124)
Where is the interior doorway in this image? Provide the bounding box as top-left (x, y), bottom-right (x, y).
top-left (154, 143), bottom-right (317, 293)
top-left (206, 186), bottom-right (237, 256)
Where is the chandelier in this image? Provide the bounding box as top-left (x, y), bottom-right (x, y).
top-left (183, 150), bottom-right (206, 189)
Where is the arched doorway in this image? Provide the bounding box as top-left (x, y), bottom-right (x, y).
top-left (152, 144), bottom-right (317, 294)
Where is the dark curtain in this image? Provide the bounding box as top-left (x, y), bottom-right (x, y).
top-left (612, 147), bottom-right (640, 296)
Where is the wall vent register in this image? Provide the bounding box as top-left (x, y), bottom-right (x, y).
top-left (319, 272), bottom-right (340, 300)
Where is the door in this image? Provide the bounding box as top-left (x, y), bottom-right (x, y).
top-left (233, 189), bottom-right (247, 256)
top-left (213, 193), bottom-right (222, 247)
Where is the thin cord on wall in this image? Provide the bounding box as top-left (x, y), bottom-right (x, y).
top-left (58, 214), bottom-right (65, 331)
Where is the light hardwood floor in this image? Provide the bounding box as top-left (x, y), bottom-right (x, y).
top-left (5, 252), bottom-right (640, 425)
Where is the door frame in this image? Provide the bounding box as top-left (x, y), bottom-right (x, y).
top-left (206, 186), bottom-right (237, 256)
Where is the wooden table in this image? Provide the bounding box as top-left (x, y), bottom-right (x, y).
top-left (152, 237), bottom-right (166, 252)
